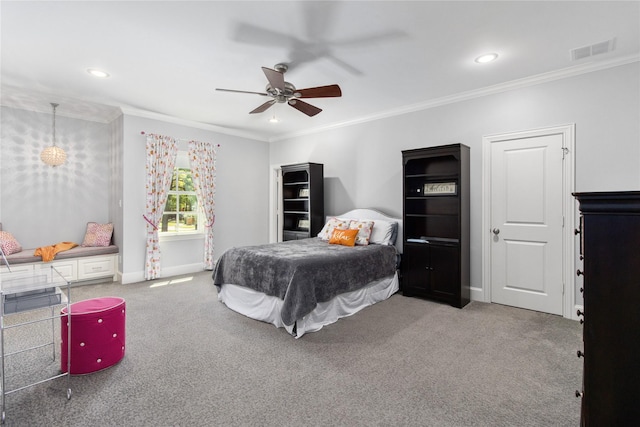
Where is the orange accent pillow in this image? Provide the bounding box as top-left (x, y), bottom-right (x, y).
top-left (329, 228), bottom-right (358, 247)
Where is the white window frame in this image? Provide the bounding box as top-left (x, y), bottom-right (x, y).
top-left (159, 151), bottom-right (205, 242)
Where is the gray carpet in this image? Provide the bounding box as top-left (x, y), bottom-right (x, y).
top-left (2, 271), bottom-right (582, 426)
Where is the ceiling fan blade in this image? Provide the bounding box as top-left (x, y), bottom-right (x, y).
top-left (262, 67), bottom-right (285, 91)
top-left (233, 22), bottom-right (299, 48)
top-left (250, 100), bottom-right (276, 114)
top-left (288, 99), bottom-right (322, 117)
top-left (216, 88), bottom-right (269, 96)
top-left (295, 84), bottom-right (342, 98)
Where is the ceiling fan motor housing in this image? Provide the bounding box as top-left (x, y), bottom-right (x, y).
top-left (266, 81), bottom-right (298, 103)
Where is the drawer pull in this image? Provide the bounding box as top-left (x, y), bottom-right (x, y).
top-left (577, 350), bottom-right (584, 358)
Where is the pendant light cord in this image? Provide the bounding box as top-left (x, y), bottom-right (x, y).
top-left (51, 102), bottom-right (59, 146)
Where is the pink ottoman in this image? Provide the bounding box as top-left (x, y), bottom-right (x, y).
top-left (61, 297), bottom-right (126, 375)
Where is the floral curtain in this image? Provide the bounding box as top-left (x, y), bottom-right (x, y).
top-left (188, 140), bottom-right (217, 269)
top-left (144, 134), bottom-right (178, 280)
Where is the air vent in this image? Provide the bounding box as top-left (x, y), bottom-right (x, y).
top-left (570, 38), bottom-right (616, 61)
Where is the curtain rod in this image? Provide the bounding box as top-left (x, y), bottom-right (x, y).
top-left (141, 131), bottom-right (220, 147)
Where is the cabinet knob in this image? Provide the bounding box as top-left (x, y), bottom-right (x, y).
top-left (492, 228), bottom-right (500, 235)
top-left (577, 350), bottom-right (584, 358)
top-left (577, 309), bottom-right (584, 317)
top-left (576, 269), bottom-right (583, 276)
top-left (574, 228), bottom-right (581, 235)
top-left (580, 287), bottom-right (583, 293)
top-left (575, 390), bottom-right (583, 398)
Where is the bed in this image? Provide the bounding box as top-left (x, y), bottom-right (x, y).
top-left (212, 209), bottom-right (403, 337)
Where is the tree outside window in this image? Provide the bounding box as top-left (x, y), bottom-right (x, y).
top-left (160, 163), bottom-right (201, 234)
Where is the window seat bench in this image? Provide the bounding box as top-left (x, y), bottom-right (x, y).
top-left (1, 245), bottom-right (119, 284)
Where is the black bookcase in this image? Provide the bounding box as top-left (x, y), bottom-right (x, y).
top-left (281, 162), bottom-right (324, 241)
top-left (401, 144), bottom-right (470, 308)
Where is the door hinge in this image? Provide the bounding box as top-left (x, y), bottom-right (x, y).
top-left (562, 147), bottom-right (569, 160)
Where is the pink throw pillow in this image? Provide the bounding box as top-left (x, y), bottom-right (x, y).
top-left (0, 231), bottom-right (23, 255)
top-left (81, 222), bottom-right (114, 247)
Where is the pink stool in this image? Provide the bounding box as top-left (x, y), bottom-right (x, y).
top-left (61, 297), bottom-right (126, 375)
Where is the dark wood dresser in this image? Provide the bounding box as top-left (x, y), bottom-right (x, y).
top-left (574, 191), bottom-right (640, 426)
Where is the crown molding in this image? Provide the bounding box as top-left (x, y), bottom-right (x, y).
top-left (270, 54), bottom-right (640, 143)
top-left (119, 106), bottom-right (269, 142)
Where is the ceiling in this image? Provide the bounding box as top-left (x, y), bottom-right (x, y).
top-left (1, 1), bottom-right (638, 142)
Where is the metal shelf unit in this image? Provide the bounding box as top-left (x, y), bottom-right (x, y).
top-left (0, 265), bottom-right (71, 423)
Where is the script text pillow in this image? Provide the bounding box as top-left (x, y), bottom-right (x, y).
top-left (329, 228), bottom-right (358, 247)
top-left (317, 217), bottom-right (351, 241)
top-left (81, 222), bottom-right (114, 247)
top-left (0, 231), bottom-right (22, 255)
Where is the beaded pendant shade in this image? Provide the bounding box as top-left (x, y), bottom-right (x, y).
top-left (40, 102), bottom-right (67, 166)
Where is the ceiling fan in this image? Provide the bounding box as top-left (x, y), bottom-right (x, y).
top-left (216, 63), bottom-right (342, 117)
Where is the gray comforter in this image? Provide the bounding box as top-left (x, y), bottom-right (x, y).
top-left (212, 238), bottom-right (397, 326)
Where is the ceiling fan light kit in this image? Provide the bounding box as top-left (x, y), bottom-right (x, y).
top-left (216, 63), bottom-right (342, 117)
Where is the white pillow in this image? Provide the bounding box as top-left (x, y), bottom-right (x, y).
top-left (317, 217), bottom-right (351, 241)
top-left (366, 219), bottom-right (398, 246)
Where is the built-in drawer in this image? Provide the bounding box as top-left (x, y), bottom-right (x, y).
top-left (0, 264), bottom-right (34, 274)
top-left (77, 256), bottom-right (115, 281)
top-left (46, 260), bottom-right (78, 282)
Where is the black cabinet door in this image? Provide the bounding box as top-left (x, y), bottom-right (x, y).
top-left (403, 244), bottom-right (430, 295)
top-left (430, 244), bottom-right (459, 298)
top-left (403, 243), bottom-right (460, 301)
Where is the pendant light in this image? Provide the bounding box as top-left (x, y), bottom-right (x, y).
top-left (40, 102), bottom-right (67, 166)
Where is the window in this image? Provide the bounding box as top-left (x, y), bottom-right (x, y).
top-left (159, 152), bottom-right (203, 236)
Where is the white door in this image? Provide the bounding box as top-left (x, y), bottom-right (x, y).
top-left (488, 130), bottom-right (567, 315)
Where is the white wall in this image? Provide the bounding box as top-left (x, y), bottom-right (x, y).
top-left (269, 62), bottom-right (640, 304)
top-left (0, 106), bottom-right (112, 248)
top-left (119, 115), bottom-right (269, 283)
top-left (110, 114), bottom-right (124, 260)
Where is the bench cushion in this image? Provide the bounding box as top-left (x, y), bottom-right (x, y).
top-left (1, 245), bottom-right (119, 266)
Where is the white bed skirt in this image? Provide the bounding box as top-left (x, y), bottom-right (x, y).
top-left (217, 271), bottom-right (399, 338)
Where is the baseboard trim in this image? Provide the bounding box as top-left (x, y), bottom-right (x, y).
top-left (470, 286), bottom-right (484, 302)
top-left (121, 263), bottom-right (206, 285)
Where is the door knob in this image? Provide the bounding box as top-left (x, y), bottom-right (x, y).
top-left (492, 228), bottom-right (500, 235)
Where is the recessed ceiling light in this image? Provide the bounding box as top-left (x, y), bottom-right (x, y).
top-left (87, 68), bottom-right (110, 78)
top-left (475, 53), bottom-right (499, 64)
